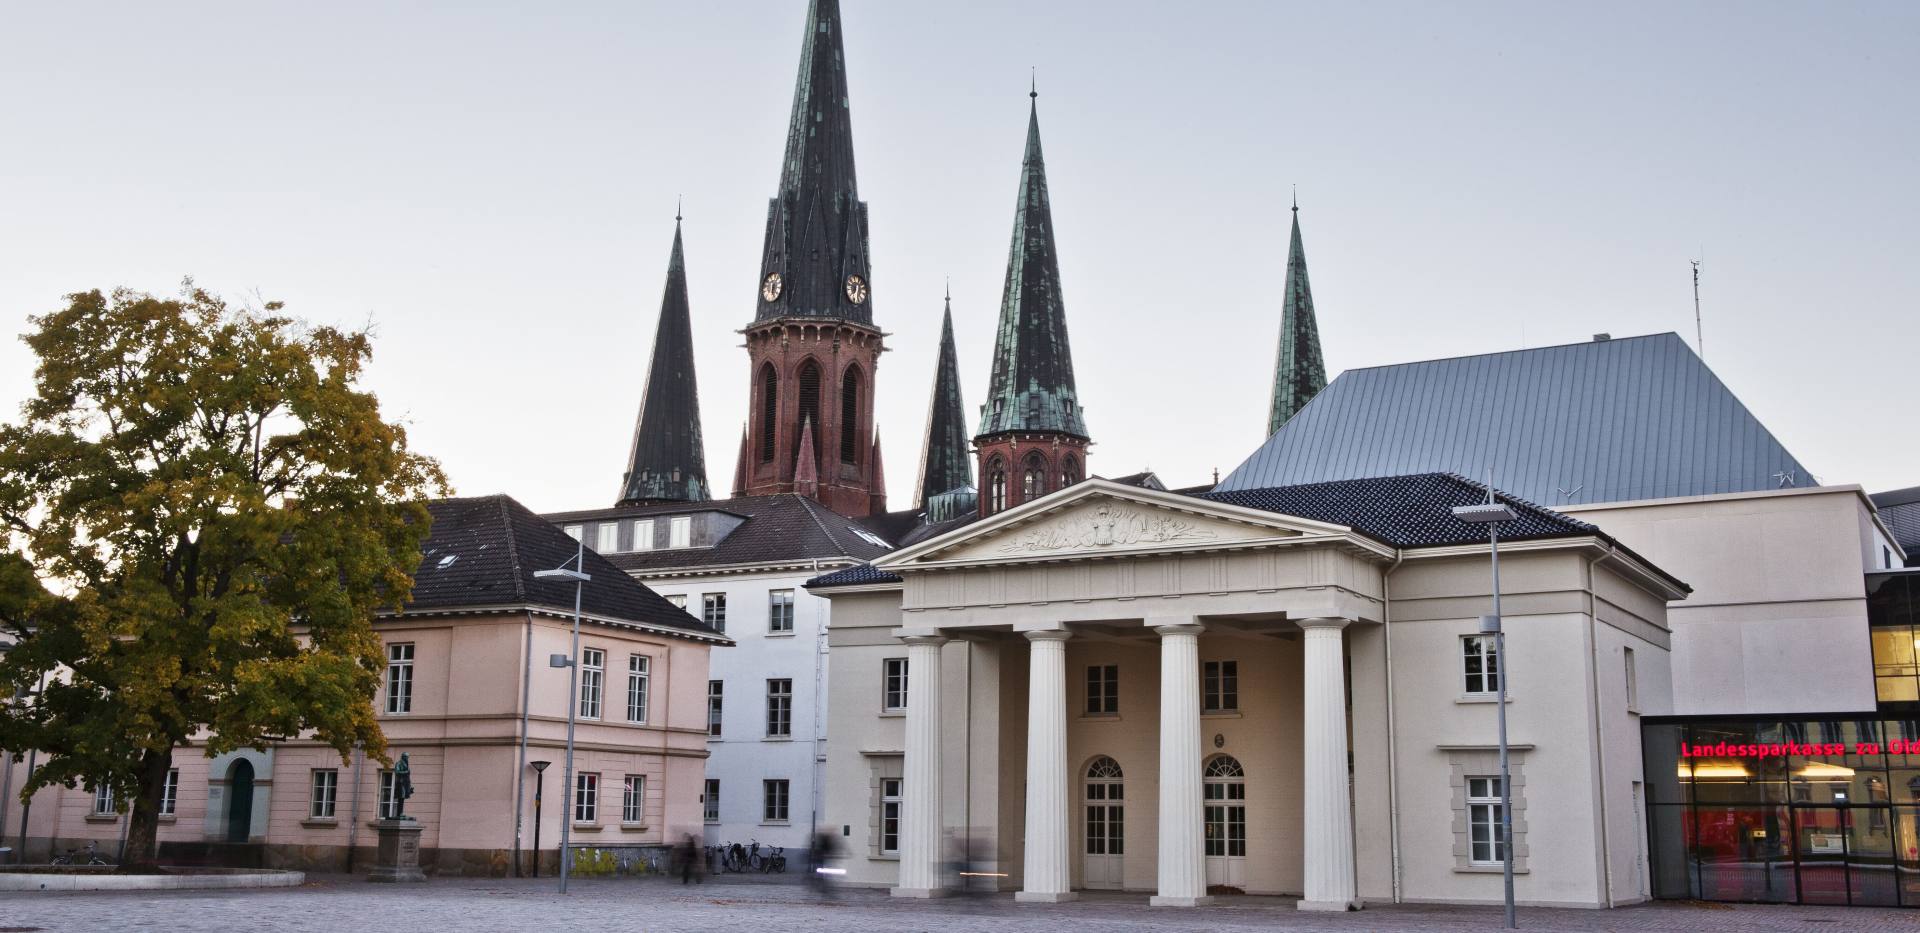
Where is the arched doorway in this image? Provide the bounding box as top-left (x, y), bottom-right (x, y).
top-left (1203, 755), bottom-right (1246, 887)
top-left (226, 759), bottom-right (255, 843)
top-left (1083, 756), bottom-right (1124, 889)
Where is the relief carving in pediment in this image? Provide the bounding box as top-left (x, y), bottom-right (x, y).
top-left (994, 503), bottom-right (1223, 554)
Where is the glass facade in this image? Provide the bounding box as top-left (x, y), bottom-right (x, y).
top-left (1869, 571), bottom-right (1920, 706)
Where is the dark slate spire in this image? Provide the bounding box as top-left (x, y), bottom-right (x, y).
top-left (977, 90), bottom-right (1088, 440)
top-left (1267, 195), bottom-right (1326, 435)
top-left (916, 290), bottom-right (973, 507)
top-left (618, 215), bottom-right (710, 506)
top-left (754, 0), bottom-right (874, 326)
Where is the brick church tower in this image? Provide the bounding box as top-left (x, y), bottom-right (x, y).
top-left (733, 0), bottom-right (886, 518)
top-left (975, 88), bottom-right (1091, 518)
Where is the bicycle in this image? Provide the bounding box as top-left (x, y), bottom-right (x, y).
top-left (744, 839), bottom-right (767, 873)
top-left (51, 840), bottom-right (112, 867)
top-left (766, 844), bottom-right (787, 874)
top-left (722, 841), bottom-right (748, 873)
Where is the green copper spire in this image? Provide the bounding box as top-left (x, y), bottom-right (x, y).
top-left (916, 288), bottom-right (973, 508)
top-left (977, 90), bottom-right (1088, 441)
top-left (619, 214), bottom-right (710, 505)
top-left (1267, 196), bottom-right (1325, 435)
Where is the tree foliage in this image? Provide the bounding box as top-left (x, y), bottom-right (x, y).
top-left (0, 283), bottom-right (446, 866)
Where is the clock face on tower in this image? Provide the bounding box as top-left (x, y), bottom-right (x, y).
top-left (761, 272), bottom-right (783, 303)
top-left (844, 274), bottom-right (868, 305)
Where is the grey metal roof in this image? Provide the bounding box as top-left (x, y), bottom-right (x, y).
top-left (1218, 332), bottom-right (1815, 508)
top-left (1872, 487), bottom-right (1920, 562)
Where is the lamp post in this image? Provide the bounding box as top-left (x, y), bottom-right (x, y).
top-left (534, 542), bottom-right (589, 894)
top-left (530, 760), bottom-right (551, 878)
top-left (1453, 478), bottom-right (1518, 930)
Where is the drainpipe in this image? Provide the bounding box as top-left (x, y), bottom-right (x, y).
top-left (513, 610), bottom-right (535, 877)
top-left (346, 744), bottom-right (364, 874)
top-left (810, 558), bottom-right (824, 844)
top-left (1382, 551), bottom-right (1407, 904)
top-left (1584, 550), bottom-right (1614, 907)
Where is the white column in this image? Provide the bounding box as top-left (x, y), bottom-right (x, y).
top-left (1298, 617), bottom-right (1360, 911)
top-left (893, 634), bottom-right (947, 898)
top-left (1151, 622), bottom-right (1211, 907)
top-left (1018, 630), bottom-right (1076, 903)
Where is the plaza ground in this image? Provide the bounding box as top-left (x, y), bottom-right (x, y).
top-left (0, 875), bottom-right (1911, 932)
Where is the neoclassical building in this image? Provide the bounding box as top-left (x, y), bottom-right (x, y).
top-left (809, 475), bottom-right (1685, 908)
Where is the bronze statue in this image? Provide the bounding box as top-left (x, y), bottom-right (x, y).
top-left (392, 752), bottom-right (416, 820)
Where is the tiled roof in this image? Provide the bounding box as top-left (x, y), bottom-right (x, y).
top-left (409, 496), bottom-right (721, 638)
top-left (1222, 332), bottom-right (1814, 507)
top-left (805, 563), bottom-right (903, 588)
top-left (543, 494), bottom-right (893, 573)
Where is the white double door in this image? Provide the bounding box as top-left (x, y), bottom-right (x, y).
top-left (1082, 759), bottom-right (1124, 889)
top-left (1203, 756), bottom-right (1247, 888)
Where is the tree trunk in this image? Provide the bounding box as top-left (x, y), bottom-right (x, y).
top-left (121, 746), bottom-right (174, 870)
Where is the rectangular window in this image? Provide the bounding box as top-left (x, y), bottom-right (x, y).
top-left (882, 657), bottom-right (909, 712)
top-left (702, 593), bottom-right (727, 632)
top-left (626, 654), bottom-right (650, 724)
top-left (311, 769), bottom-right (339, 819)
top-left (669, 516), bottom-right (692, 548)
top-left (763, 778), bottom-right (790, 822)
top-left (1468, 776), bottom-right (1505, 865)
top-left (378, 771), bottom-right (399, 819)
top-left (563, 524), bottom-right (583, 541)
top-left (579, 648), bottom-right (605, 720)
top-left (93, 784), bottom-right (114, 816)
top-left (385, 642), bottom-right (414, 714)
top-left (1463, 635), bottom-right (1500, 696)
top-left (708, 680), bottom-right (724, 736)
top-left (766, 678), bottom-right (793, 737)
top-left (622, 775), bottom-right (646, 825)
top-left (1202, 660), bottom-right (1238, 712)
top-left (1624, 646), bottom-right (1638, 713)
top-left (1086, 664), bottom-right (1119, 716)
top-left (574, 772), bottom-right (599, 824)
top-left (160, 769), bottom-right (179, 817)
top-left (880, 778), bottom-right (903, 855)
top-left (632, 519), bottom-right (655, 551)
top-left (596, 522), bottom-right (618, 553)
top-left (665, 594), bottom-right (687, 610)
top-left (703, 779), bottom-right (720, 823)
top-left (768, 589), bottom-right (795, 634)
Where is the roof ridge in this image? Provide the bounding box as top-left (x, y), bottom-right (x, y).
top-left (794, 494), bottom-right (857, 556)
top-left (496, 495), bottom-right (528, 601)
top-left (1340, 331), bottom-right (1682, 374)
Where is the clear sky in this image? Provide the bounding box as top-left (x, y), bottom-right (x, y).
top-left (3, 1), bottom-right (1915, 514)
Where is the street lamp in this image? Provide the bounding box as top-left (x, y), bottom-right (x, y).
top-left (534, 542), bottom-right (589, 894)
top-left (1453, 479), bottom-right (1517, 930)
top-left (529, 760), bottom-right (551, 878)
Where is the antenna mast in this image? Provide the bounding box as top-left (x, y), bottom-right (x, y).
top-left (1691, 259), bottom-right (1703, 358)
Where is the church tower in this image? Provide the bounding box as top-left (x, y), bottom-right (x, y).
top-left (618, 212), bottom-right (709, 506)
top-left (737, 0), bottom-right (885, 517)
top-left (915, 289), bottom-right (975, 521)
top-left (974, 88), bottom-right (1090, 518)
top-left (1267, 195), bottom-right (1326, 435)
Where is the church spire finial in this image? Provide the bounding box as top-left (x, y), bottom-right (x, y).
top-left (676, 194), bottom-right (682, 223)
top-left (1291, 185), bottom-right (1297, 212)
top-left (1030, 67), bottom-right (1037, 99)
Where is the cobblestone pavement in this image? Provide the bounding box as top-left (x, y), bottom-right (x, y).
top-left (3, 875), bottom-right (1917, 932)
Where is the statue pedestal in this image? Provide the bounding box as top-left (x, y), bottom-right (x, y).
top-left (368, 819), bottom-right (427, 882)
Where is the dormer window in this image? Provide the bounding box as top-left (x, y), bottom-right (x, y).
top-left (669, 516), bottom-right (692, 549)
top-left (632, 519), bottom-right (655, 551)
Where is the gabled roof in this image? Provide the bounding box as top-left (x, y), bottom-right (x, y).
top-left (619, 215), bottom-right (710, 506)
top-left (544, 493), bottom-right (893, 574)
top-left (409, 496), bottom-right (722, 640)
top-left (1220, 332), bottom-right (1815, 507)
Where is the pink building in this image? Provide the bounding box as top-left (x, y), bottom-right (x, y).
top-left (1, 495), bottom-right (727, 875)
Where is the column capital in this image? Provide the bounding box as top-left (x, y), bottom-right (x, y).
top-left (899, 634), bottom-right (949, 647)
top-left (1294, 616), bottom-right (1352, 632)
top-left (1151, 622), bottom-right (1205, 638)
top-left (1023, 629), bottom-right (1072, 643)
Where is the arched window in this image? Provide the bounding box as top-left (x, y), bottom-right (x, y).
top-left (987, 457), bottom-right (1007, 514)
top-left (1061, 453), bottom-right (1082, 489)
top-left (1203, 755), bottom-right (1247, 858)
top-left (1022, 451), bottom-right (1048, 502)
top-left (1085, 756), bottom-right (1124, 858)
top-left (758, 364), bottom-right (779, 462)
top-left (795, 360), bottom-right (822, 468)
top-left (840, 365), bottom-right (862, 463)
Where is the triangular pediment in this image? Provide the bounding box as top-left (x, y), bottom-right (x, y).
top-left (878, 479), bottom-right (1360, 569)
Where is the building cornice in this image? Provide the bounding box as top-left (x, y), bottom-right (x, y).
top-left (379, 603), bottom-right (733, 646)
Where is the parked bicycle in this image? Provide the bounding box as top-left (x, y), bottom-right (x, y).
top-left (51, 840), bottom-right (112, 866)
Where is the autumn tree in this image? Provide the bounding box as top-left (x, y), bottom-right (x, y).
top-left (0, 283), bottom-right (446, 867)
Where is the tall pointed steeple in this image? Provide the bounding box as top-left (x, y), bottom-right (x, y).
top-left (619, 213), bottom-right (710, 506)
top-left (915, 289), bottom-right (973, 510)
top-left (1267, 194), bottom-right (1326, 435)
top-left (973, 86), bottom-right (1090, 518)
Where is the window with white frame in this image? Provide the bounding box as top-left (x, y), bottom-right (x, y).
top-left (596, 522), bottom-right (618, 553)
top-left (763, 778), bottom-right (790, 822)
top-left (563, 524), bottom-right (583, 542)
top-left (1624, 646), bottom-right (1639, 713)
top-left (93, 784), bottom-right (114, 816)
top-left (160, 769), bottom-right (179, 816)
top-left (703, 779), bottom-right (720, 822)
top-left (702, 593), bottom-right (727, 632)
top-left (1462, 635), bottom-right (1500, 696)
top-left (632, 519), bottom-right (655, 551)
top-left (378, 771), bottom-right (399, 819)
top-left (627, 654), bottom-right (650, 724)
top-left (766, 678), bottom-right (793, 737)
top-left (669, 516), bottom-right (692, 548)
top-left (768, 589), bottom-right (795, 634)
top-left (880, 777), bottom-right (902, 855)
top-left (708, 680), bottom-right (724, 736)
top-left (882, 657), bottom-right (908, 712)
top-left (579, 648), bottom-right (605, 719)
top-left (385, 642), bottom-right (414, 714)
top-left (1202, 660), bottom-right (1238, 712)
top-left (1086, 664), bottom-right (1119, 716)
top-left (622, 775), bottom-right (646, 824)
top-left (574, 772), bottom-right (600, 824)
top-left (311, 769), bottom-right (338, 819)
top-left (1467, 776), bottom-right (1505, 865)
